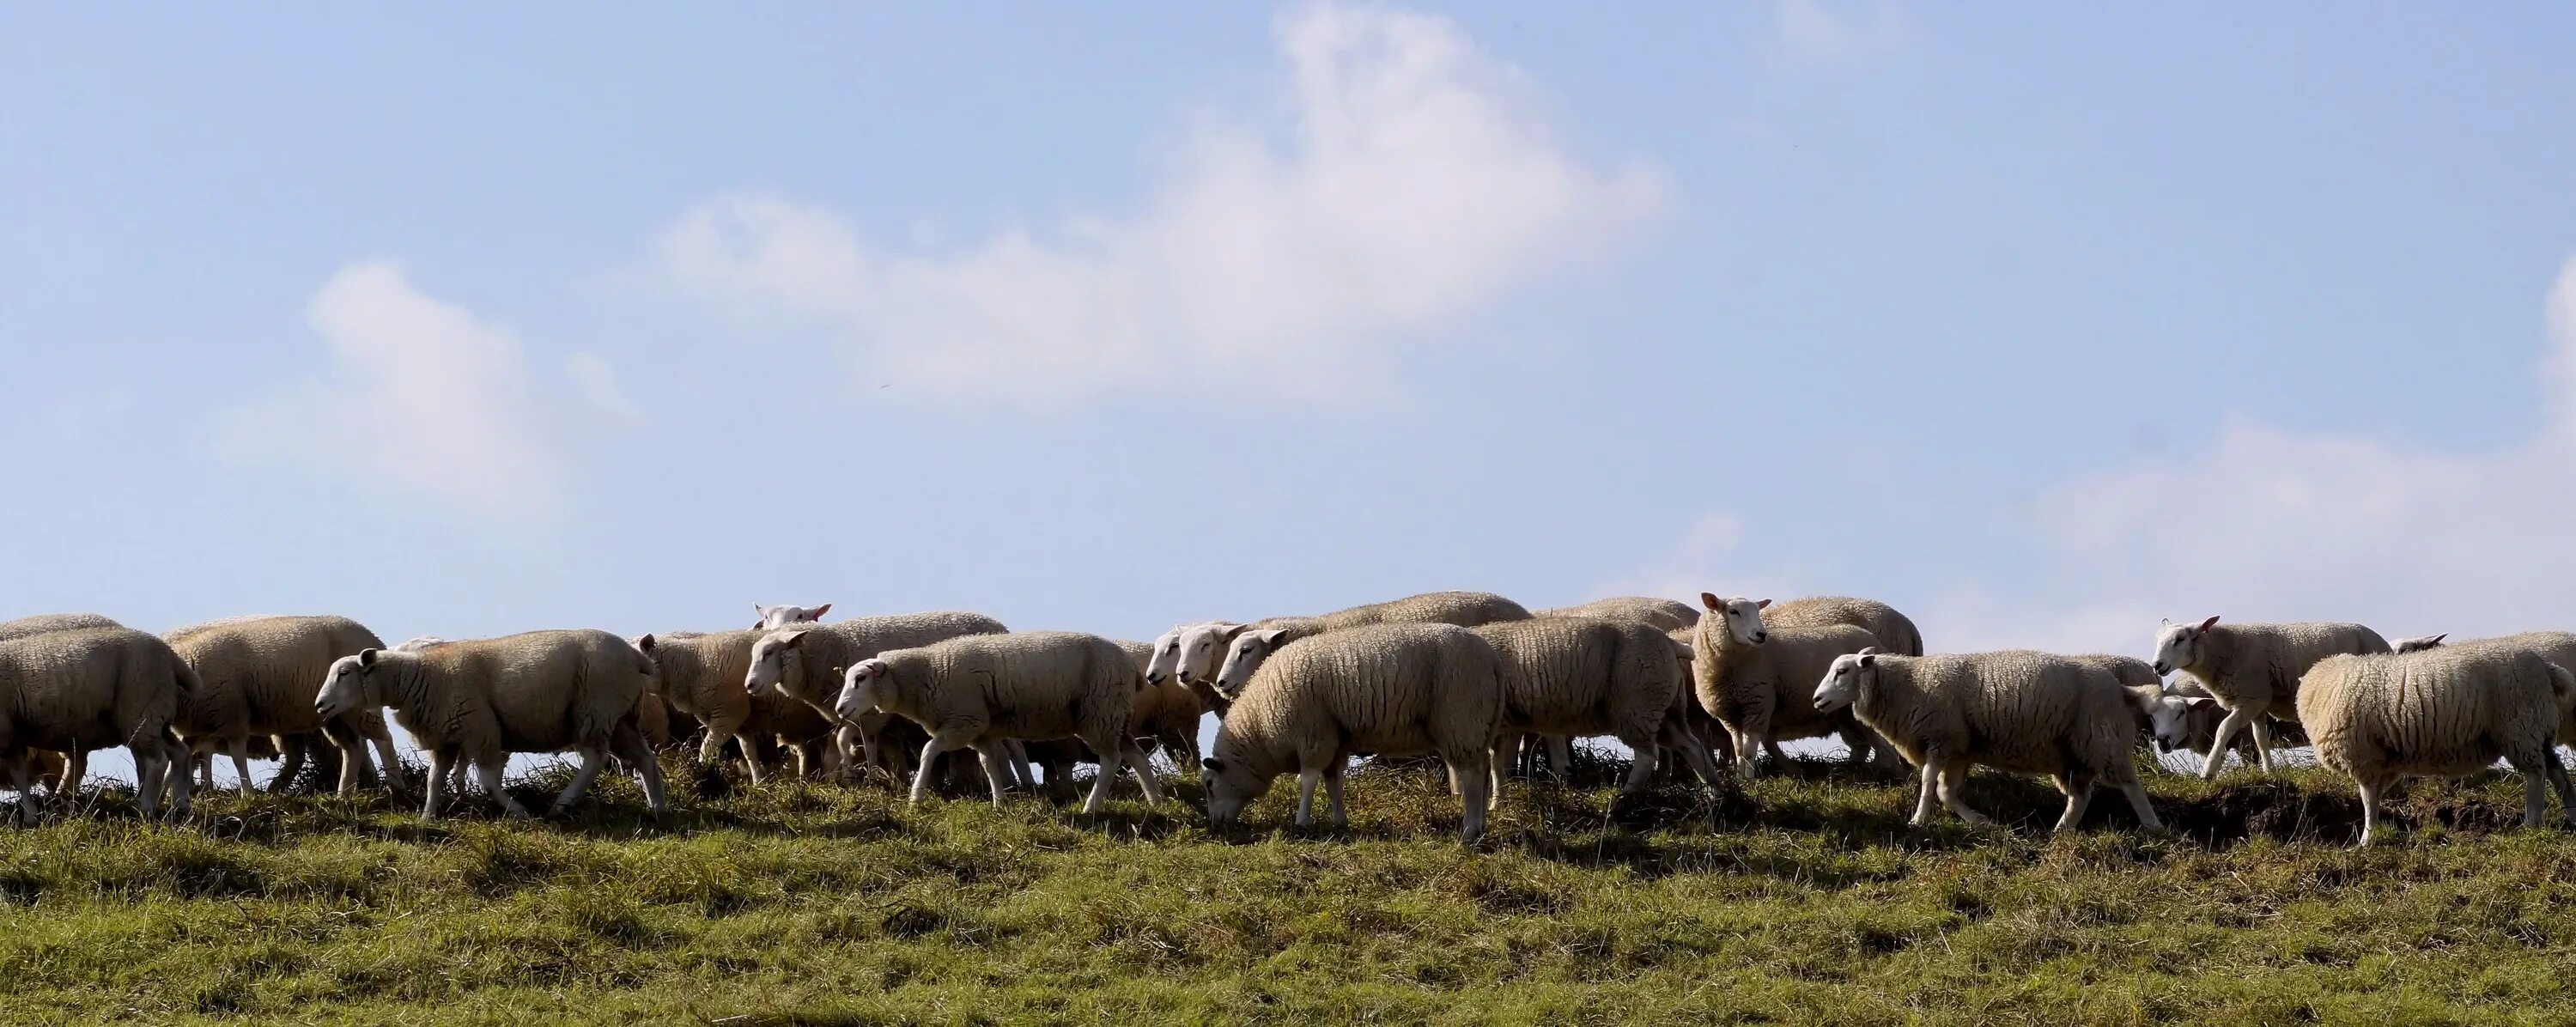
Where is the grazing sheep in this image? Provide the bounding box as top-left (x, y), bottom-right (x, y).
top-left (641, 629), bottom-right (841, 783)
top-left (1536, 597), bottom-right (1700, 633)
top-left (835, 631), bottom-right (1163, 813)
top-left (313, 629), bottom-right (666, 819)
top-left (1185, 591), bottom-right (1532, 703)
top-left (753, 603), bottom-right (831, 630)
top-left (2300, 646), bottom-right (2576, 845)
top-left (1814, 649), bottom-right (2162, 831)
top-left (738, 611), bottom-right (1010, 774)
top-left (1474, 617), bottom-right (1720, 799)
top-left (2149, 617), bottom-right (2391, 778)
top-left (1691, 593), bottom-right (1890, 776)
top-left (1765, 596), bottom-right (1925, 657)
top-left (1200, 623), bottom-right (1505, 843)
top-left (162, 616), bottom-right (406, 796)
top-left (0, 627), bottom-right (194, 819)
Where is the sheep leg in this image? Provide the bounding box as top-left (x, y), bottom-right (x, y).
top-left (371, 730), bottom-right (407, 793)
top-left (1323, 760), bottom-right (1348, 828)
top-left (2200, 708), bottom-right (2255, 780)
top-left (1909, 760), bottom-right (1941, 825)
top-left (971, 741), bottom-right (1013, 807)
top-left (2247, 717), bottom-right (2277, 775)
top-left (2355, 778), bottom-right (2385, 847)
top-left (9, 758), bottom-right (40, 823)
top-left (1548, 736), bottom-right (1573, 785)
top-left (1621, 738), bottom-right (1660, 795)
top-left (607, 721), bottom-right (667, 817)
top-left (2117, 779), bottom-right (2163, 830)
top-left (1656, 718), bottom-right (1726, 792)
top-left (2050, 772), bottom-right (2093, 832)
top-left (59, 750), bottom-right (84, 802)
top-left (1079, 736), bottom-right (1124, 816)
top-left (423, 749), bottom-right (454, 817)
top-left (1936, 761), bottom-right (1990, 825)
top-left (1454, 750), bottom-right (1492, 845)
top-left (730, 733), bottom-right (768, 786)
top-left (271, 738), bottom-right (309, 794)
top-left (1294, 766), bottom-right (1322, 827)
top-left (550, 746), bottom-right (606, 815)
top-left (1121, 743), bottom-right (1164, 805)
top-left (1010, 740), bottom-right (1038, 792)
top-left (2546, 748), bottom-right (2576, 829)
top-left (908, 731), bottom-right (969, 805)
top-left (476, 756), bottom-right (529, 818)
top-left (223, 737), bottom-right (255, 794)
top-left (130, 741), bottom-right (164, 820)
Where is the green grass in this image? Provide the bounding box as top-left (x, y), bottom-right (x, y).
top-left (9, 751), bottom-right (2576, 1025)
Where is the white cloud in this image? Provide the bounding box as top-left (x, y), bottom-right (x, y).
top-left (216, 261), bottom-right (635, 521)
top-left (653, 2), bottom-right (1670, 407)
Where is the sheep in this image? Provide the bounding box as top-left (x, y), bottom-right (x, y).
top-left (2376, 632), bottom-right (2576, 742)
top-left (2299, 646), bottom-right (2576, 845)
top-left (1691, 593), bottom-right (1892, 777)
top-left (1474, 617), bottom-right (1721, 799)
top-left (1200, 623), bottom-right (1503, 842)
top-left (313, 629), bottom-right (666, 819)
top-left (0, 626), bottom-right (194, 820)
top-left (639, 629), bottom-right (842, 784)
top-left (737, 611), bottom-right (1010, 774)
top-left (2149, 617), bottom-right (2392, 778)
top-left (1814, 648), bottom-right (2162, 831)
top-left (1118, 639), bottom-right (1205, 770)
top-left (753, 603), bottom-right (831, 630)
top-left (1182, 591), bottom-right (1532, 704)
top-left (161, 616), bottom-right (407, 796)
top-left (1536, 597), bottom-right (1700, 633)
top-left (2138, 674), bottom-right (2310, 767)
top-left (0, 614), bottom-right (123, 642)
top-left (834, 630), bottom-right (1163, 813)
top-left (1764, 596), bottom-right (1925, 657)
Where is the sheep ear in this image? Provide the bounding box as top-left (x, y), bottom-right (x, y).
top-left (357, 648), bottom-right (380, 669)
top-left (1856, 653), bottom-right (1876, 668)
top-left (637, 635), bottom-right (657, 654)
top-left (1218, 623), bottom-right (1253, 643)
top-left (1701, 592), bottom-right (1722, 611)
top-left (1858, 646), bottom-right (1881, 656)
top-left (1200, 757), bottom-right (1224, 774)
top-left (1755, 599), bottom-right (1772, 610)
top-left (813, 604), bottom-right (831, 619)
top-left (782, 632), bottom-right (808, 649)
top-left (2427, 634), bottom-right (2447, 646)
top-left (2183, 696), bottom-right (2218, 710)
top-left (1255, 629), bottom-right (1290, 647)
top-left (2197, 615), bottom-right (2221, 633)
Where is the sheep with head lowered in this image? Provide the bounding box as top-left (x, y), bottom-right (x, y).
top-left (314, 629), bottom-right (666, 819)
top-left (1814, 648), bottom-right (2162, 831)
top-left (1181, 591), bottom-right (1532, 708)
top-left (2149, 616), bottom-right (2391, 778)
top-left (835, 630), bottom-right (1163, 813)
top-left (1691, 593), bottom-right (1893, 776)
top-left (1536, 597), bottom-right (1700, 633)
top-left (0, 614), bottom-right (125, 802)
top-left (1200, 623), bottom-right (1505, 844)
top-left (2300, 645), bottom-right (2576, 845)
top-left (738, 611), bottom-right (1009, 775)
top-left (1475, 617), bottom-right (1721, 799)
top-left (0, 626), bottom-right (195, 820)
top-left (162, 615), bottom-right (406, 796)
top-left (1764, 596), bottom-right (1924, 657)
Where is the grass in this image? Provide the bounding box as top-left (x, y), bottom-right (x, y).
top-left (9, 750), bottom-right (2576, 1025)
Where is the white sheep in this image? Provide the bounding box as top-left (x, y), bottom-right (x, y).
top-left (0, 614), bottom-right (123, 799)
top-left (1534, 597), bottom-right (1700, 633)
top-left (313, 629), bottom-right (667, 819)
top-left (1765, 596), bottom-right (1924, 656)
top-left (2149, 616), bottom-right (2391, 778)
top-left (1200, 623), bottom-right (1505, 843)
top-left (1814, 648), bottom-right (2162, 831)
top-left (2384, 631), bottom-right (2576, 743)
top-left (1690, 593), bottom-right (1891, 776)
top-left (835, 630), bottom-right (1163, 813)
top-left (0, 626), bottom-right (195, 819)
top-left (753, 603), bottom-right (831, 629)
top-left (738, 611), bottom-right (1010, 775)
top-left (162, 615), bottom-right (406, 796)
top-left (2300, 645), bottom-right (2576, 845)
top-left (1182, 591), bottom-right (1532, 703)
top-left (639, 629), bottom-right (841, 783)
top-left (1474, 617), bottom-right (1721, 799)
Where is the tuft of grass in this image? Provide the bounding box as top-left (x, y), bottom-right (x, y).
top-left (4, 749), bottom-right (2576, 1023)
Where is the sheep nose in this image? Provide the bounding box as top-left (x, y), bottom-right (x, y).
top-left (1145, 672), bottom-right (1165, 685)
top-left (1753, 631), bottom-right (1768, 643)
top-left (2152, 662), bottom-right (2172, 675)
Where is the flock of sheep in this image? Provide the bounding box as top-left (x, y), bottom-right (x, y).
top-left (0, 591), bottom-right (2567, 846)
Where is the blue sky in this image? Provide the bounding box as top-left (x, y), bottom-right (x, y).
top-left (7, 2), bottom-right (2576, 663)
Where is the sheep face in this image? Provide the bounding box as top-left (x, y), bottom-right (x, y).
top-left (1145, 627), bottom-right (1186, 685)
top-left (1175, 623), bottom-right (1242, 686)
top-left (1697, 593), bottom-right (1771, 644)
top-left (2151, 616), bottom-right (2220, 675)
top-left (1198, 757), bottom-right (1269, 827)
top-left (836, 660), bottom-right (889, 722)
top-left (753, 603), bottom-right (829, 630)
top-left (313, 652), bottom-right (379, 720)
top-left (1812, 651), bottom-right (1876, 713)
top-left (1213, 629), bottom-right (1293, 698)
top-left (743, 630), bottom-right (809, 696)
top-left (2141, 692), bottom-right (2203, 753)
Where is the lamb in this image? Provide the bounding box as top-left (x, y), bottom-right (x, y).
top-left (737, 611), bottom-right (1010, 775)
top-left (162, 616), bottom-right (407, 796)
top-left (1814, 648), bottom-right (2162, 831)
top-left (2299, 646), bottom-right (2576, 845)
top-left (641, 629), bottom-right (843, 783)
top-left (1764, 596), bottom-right (1925, 657)
top-left (753, 603), bottom-right (831, 629)
top-left (1200, 623), bottom-right (1504, 843)
top-left (1535, 597), bottom-right (1700, 633)
top-left (1690, 593), bottom-right (1892, 776)
top-left (1474, 617), bottom-right (1721, 799)
top-left (313, 629), bottom-right (667, 818)
top-left (0, 626), bottom-right (195, 819)
top-left (1182, 590), bottom-right (1532, 703)
top-left (834, 630), bottom-right (1163, 813)
top-left (2149, 617), bottom-right (2391, 778)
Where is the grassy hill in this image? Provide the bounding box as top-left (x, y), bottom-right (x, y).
top-left (6, 753), bottom-right (2576, 1024)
